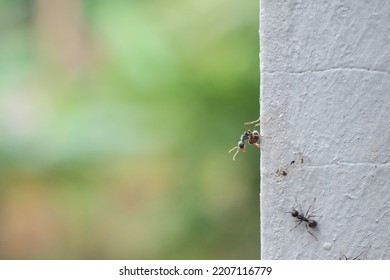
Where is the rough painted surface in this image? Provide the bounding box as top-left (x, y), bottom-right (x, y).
top-left (260, 0), bottom-right (390, 259)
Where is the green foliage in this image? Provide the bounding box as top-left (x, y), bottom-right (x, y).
top-left (0, 0), bottom-right (260, 259)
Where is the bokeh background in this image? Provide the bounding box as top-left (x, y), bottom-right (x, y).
top-left (0, 0), bottom-right (260, 259)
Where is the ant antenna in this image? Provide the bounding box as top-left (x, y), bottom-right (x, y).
top-left (229, 146), bottom-right (244, 161)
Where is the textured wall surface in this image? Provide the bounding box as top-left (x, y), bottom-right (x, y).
top-left (260, 0), bottom-right (390, 259)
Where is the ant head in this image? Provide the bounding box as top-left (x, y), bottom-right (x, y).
top-left (251, 130), bottom-right (259, 137)
top-left (308, 220), bottom-right (317, 228)
top-left (290, 210), bottom-right (299, 217)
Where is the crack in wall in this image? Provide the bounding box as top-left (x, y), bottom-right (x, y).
top-left (263, 161), bottom-right (389, 176)
top-left (306, 161), bottom-right (390, 169)
top-left (262, 67), bottom-right (390, 76)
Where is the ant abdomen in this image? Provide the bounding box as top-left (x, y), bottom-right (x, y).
top-left (308, 220), bottom-right (317, 228)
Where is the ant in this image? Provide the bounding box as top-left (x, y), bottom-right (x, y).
top-left (229, 118), bottom-right (261, 160)
top-left (276, 169), bottom-right (287, 176)
top-left (288, 198), bottom-right (318, 241)
top-left (339, 245), bottom-right (371, 260)
top-left (228, 130), bottom-right (260, 160)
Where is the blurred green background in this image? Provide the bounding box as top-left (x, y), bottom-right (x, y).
top-left (0, 0), bottom-right (260, 259)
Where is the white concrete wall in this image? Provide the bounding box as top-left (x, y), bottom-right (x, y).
top-left (260, 0), bottom-right (390, 259)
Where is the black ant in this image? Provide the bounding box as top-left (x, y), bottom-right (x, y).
top-left (229, 118), bottom-right (261, 160)
top-left (228, 130), bottom-right (260, 160)
top-left (276, 169), bottom-right (287, 176)
top-left (339, 245), bottom-right (371, 260)
top-left (288, 198), bottom-right (318, 241)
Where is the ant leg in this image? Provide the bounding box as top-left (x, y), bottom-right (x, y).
top-left (251, 143), bottom-right (261, 148)
top-left (290, 220), bottom-right (303, 231)
top-left (339, 253), bottom-right (348, 260)
top-left (353, 245), bottom-right (371, 260)
top-left (352, 254), bottom-right (362, 260)
top-left (305, 224), bottom-right (318, 241)
top-left (352, 253), bottom-right (362, 260)
top-left (228, 147), bottom-right (241, 161)
top-left (293, 196), bottom-right (301, 213)
top-left (298, 204), bottom-right (303, 215)
top-left (244, 118), bottom-right (260, 127)
top-left (305, 198), bottom-right (316, 217)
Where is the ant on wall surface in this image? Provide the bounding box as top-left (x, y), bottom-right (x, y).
top-left (339, 245), bottom-right (371, 260)
top-left (228, 130), bottom-right (260, 160)
top-left (276, 169), bottom-right (287, 176)
top-left (228, 118), bottom-right (261, 160)
top-left (288, 198), bottom-right (319, 241)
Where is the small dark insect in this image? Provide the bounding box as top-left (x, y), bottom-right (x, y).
top-left (290, 160), bottom-right (295, 165)
top-left (339, 245), bottom-right (371, 260)
top-left (276, 169), bottom-right (287, 176)
top-left (229, 130), bottom-right (260, 160)
top-left (288, 198), bottom-right (318, 241)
